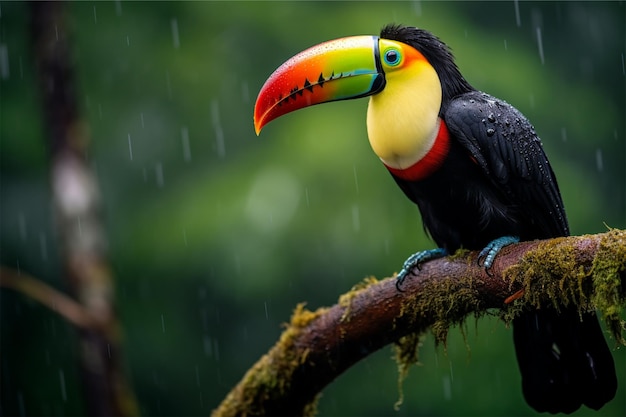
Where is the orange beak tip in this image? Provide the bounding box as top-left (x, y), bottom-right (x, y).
top-left (253, 118), bottom-right (264, 136)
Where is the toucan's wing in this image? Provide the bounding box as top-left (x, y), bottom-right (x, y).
top-left (444, 91), bottom-right (569, 238)
top-left (446, 93), bottom-right (619, 414)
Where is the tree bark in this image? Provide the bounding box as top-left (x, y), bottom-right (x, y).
top-left (212, 230), bottom-right (626, 417)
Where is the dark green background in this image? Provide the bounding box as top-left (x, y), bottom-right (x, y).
top-left (1, 1), bottom-right (624, 415)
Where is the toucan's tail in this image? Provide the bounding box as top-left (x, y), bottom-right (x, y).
top-left (513, 308), bottom-right (617, 414)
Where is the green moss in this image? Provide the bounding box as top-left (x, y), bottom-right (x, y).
top-left (447, 247), bottom-right (472, 262)
top-left (393, 333), bottom-right (422, 410)
top-left (591, 229), bottom-right (626, 344)
top-left (502, 229), bottom-right (625, 343)
top-left (216, 303), bottom-right (324, 417)
top-left (391, 252), bottom-right (487, 408)
top-left (339, 276), bottom-right (379, 321)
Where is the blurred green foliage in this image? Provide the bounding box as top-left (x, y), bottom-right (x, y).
top-left (1, 1), bottom-right (624, 416)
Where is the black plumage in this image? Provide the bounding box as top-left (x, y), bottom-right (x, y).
top-left (382, 24), bottom-right (617, 413)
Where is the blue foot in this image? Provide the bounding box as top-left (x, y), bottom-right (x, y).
top-left (396, 248), bottom-right (448, 290)
top-left (477, 236), bottom-right (520, 269)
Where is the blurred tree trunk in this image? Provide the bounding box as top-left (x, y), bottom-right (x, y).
top-left (30, 2), bottom-right (139, 416)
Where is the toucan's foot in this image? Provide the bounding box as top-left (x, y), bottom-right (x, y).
top-left (477, 236), bottom-right (519, 270)
top-left (396, 248), bottom-right (448, 290)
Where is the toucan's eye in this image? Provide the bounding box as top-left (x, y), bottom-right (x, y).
top-left (383, 49), bottom-right (401, 66)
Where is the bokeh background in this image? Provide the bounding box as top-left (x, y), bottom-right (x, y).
top-left (1, 1), bottom-right (624, 416)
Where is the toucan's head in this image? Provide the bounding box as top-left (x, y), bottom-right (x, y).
top-left (254, 25), bottom-right (472, 172)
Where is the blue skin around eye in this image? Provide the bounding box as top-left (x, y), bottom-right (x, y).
top-left (384, 50), bottom-right (400, 65)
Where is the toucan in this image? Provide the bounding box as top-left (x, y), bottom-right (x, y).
top-left (253, 24), bottom-right (617, 413)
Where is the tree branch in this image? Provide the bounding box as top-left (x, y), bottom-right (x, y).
top-left (212, 230), bottom-right (626, 417)
top-left (0, 267), bottom-right (98, 330)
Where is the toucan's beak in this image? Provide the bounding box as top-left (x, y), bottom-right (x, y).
top-left (254, 36), bottom-right (385, 135)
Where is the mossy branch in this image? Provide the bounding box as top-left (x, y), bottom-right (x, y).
top-left (212, 229), bottom-right (626, 417)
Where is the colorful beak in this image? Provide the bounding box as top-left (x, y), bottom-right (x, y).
top-left (254, 36), bottom-right (385, 135)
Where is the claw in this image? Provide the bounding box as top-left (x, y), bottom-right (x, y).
top-left (396, 248), bottom-right (448, 290)
top-left (477, 236), bottom-right (519, 270)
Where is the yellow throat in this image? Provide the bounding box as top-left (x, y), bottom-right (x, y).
top-left (366, 58), bottom-right (443, 170)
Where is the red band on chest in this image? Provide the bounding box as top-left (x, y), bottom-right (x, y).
top-left (384, 120), bottom-right (451, 181)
